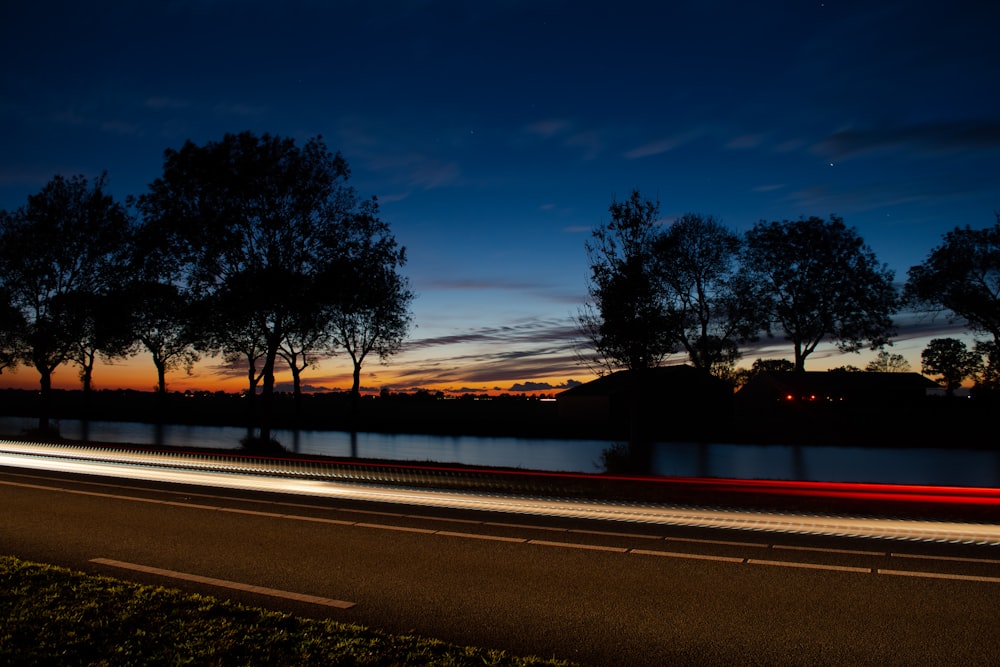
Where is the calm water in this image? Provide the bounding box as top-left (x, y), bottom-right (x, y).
top-left (1, 416), bottom-right (997, 487)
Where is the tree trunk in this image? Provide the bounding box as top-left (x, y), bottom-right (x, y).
top-left (36, 368), bottom-right (53, 435)
top-left (245, 358), bottom-right (259, 429)
top-left (155, 358), bottom-right (167, 395)
top-left (80, 349), bottom-right (96, 394)
top-left (349, 359), bottom-right (363, 434)
top-left (257, 338), bottom-right (281, 447)
top-left (351, 362), bottom-right (362, 399)
top-left (290, 364), bottom-right (303, 422)
top-left (259, 355), bottom-right (276, 446)
top-left (794, 343), bottom-right (806, 372)
top-left (626, 368), bottom-right (652, 474)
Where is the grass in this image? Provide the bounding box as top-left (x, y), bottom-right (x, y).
top-left (0, 556), bottom-right (572, 666)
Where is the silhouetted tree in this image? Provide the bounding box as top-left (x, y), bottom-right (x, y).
top-left (0, 286), bottom-right (23, 375)
top-left (742, 216), bottom-right (898, 372)
top-left (728, 357), bottom-right (795, 388)
top-left (865, 349), bottom-right (911, 373)
top-left (580, 190), bottom-right (680, 472)
top-left (123, 281), bottom-right (201, 396)
top-left (580, 190), bottom-right (678, 372)
top-left (66, 291), bottom-right (134, 394)
top-left (118, 198), bottom-right (205, 399)
top-left (323, 199), bottom-right (413, 401)
top-left (653, 213), bottom-right (763, 375)
top-left (0, 173), bottom-right (129, 433)
top-left (974, 340), bottom-right (1000, 392)
top-left (905, 215), bottom-right (1000, 346)
top-left (921, 337), bottom-right (979, 396)
top-left (751, 358), bottom-right (795, 373)
top-left (278, 311), bottom-right (328, 411)
top-left (136, 131), bottom-right (396, 446)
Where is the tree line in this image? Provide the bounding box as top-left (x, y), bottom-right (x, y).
top-left (580, 189), bottom-right (1000, 393)
top-left (0, 132), bottom-right (413, 445)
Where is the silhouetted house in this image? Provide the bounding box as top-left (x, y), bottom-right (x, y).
top-left (557, 365), bottom-right (733, 439)
top-left (736, 371), bottom-right (940, 410)
top-left (734, 371), bottom-right (948, 445)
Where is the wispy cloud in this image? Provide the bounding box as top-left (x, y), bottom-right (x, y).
top-left (814, 121), bottom-right (1000, 161)
top-left (213, 102), bottom-right (267, 117)
top-left (725, 133), bottom-right (766, 150)
top-left (523, 119), bottom-right (572, 139)
top-left (623, 129), bottom-right (703, 160)
top-left (403, 319), bottom-right (581, 353)
top-left (623, 138), bottom-right (681, 160)
top-left (144, 97), bottom-right (190, 110)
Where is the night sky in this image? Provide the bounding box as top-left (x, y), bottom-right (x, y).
top-left (2, 1), bottom-right (998, 394)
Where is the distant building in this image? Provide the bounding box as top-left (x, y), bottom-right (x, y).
top-left (733, 371), bottom-right (947, 445)
top-left (557, 365), bottom-right (733, 440)
top-left (736, 371), bottom-right (941, 409)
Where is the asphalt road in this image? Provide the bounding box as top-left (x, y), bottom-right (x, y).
top-left (2, 464), bottom-right (1000, 666)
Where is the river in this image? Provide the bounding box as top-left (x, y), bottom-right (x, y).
top-left (1, 416), bottom-right (997, 487)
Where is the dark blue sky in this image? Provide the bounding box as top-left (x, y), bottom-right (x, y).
top-left (2, 1), bottom-right (998, 393)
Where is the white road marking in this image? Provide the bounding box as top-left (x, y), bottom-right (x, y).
top-left (890, 552), bottom-right (1000, 565)
top-left (630, 549), bottom-right (744, 563)
top-left (773, 544), bottom-right (885, 557)
top-left (667, 536), bottom-right (770, 548)
top-left (90, 557), bottom-right (356, 608)
top-left (747, 559), bottom-right (871, 574)
top-left (436, 530), bottom-right (525, 543)
top-left (528, 539), bottom-right (629, 553)
top-left (877, 569), bottom-right (1000, 584)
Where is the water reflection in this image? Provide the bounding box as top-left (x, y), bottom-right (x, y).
top-left (0, 416), bottom-right (996, 487)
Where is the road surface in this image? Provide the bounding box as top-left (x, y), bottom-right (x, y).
top-left (2, 458), bottom-right (999, 665)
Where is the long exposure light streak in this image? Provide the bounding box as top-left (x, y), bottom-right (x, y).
top-left (2, 439), bottom-right (999, 545)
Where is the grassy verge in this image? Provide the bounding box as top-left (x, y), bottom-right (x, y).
top-left (0, 556), bottom-right (572, 666)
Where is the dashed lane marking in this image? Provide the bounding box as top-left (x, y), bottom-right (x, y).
top-left (90, 558), bottom-right (356, 608)
top-left (630, 549), bottom-right (744, 563)
top-left (529, 539), bottom-right (629, 553)
top-left (436, 530), bottom-right (526, 543)
top-left (747, 558), bottom-right (871, 574)
top-left (890, 552), bottom-right (1000, 565)
top-left (773, 544), bottom-right (885, 557)
top-left (877, 569), bottom-right (1000, 584)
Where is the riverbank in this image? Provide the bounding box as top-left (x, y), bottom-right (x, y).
top-left (1, 387), bottom-right (996, 449)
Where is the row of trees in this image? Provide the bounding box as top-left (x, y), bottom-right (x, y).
top-left (0, 132), bottom-right (413, 442)
top-left (581, 190), bottom-right (1000, 387)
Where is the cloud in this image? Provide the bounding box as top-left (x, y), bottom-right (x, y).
top-left (402, 319), bottom-right (581, 353)
top-left (212, 102), bottom-right (266, 117)
top-left (524, 119), bottom-right (572, 139)
top-left (507, 379), bottom-right (582, 392)
top-left (405, 159), bottom-right (461, 190)
top-left (273, 382), bottom-right (335, 393)
top-left (815, 121), bottom-right (1000, 161)
top-left (623, 138), bottom-right (681, 159)
top-left (623, 128), bottom-right (704, 160)
top-left (99, 120), bottom-right (142, 136)
top-left (144, 97), bottom-right (189, 110)
top-left (724, 134), bottom-right (766, 150)
top-left (564, 130), bottom-right (605, 160)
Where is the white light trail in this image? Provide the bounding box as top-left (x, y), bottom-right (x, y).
top-left (2, 440), bottom-right (999, 545)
